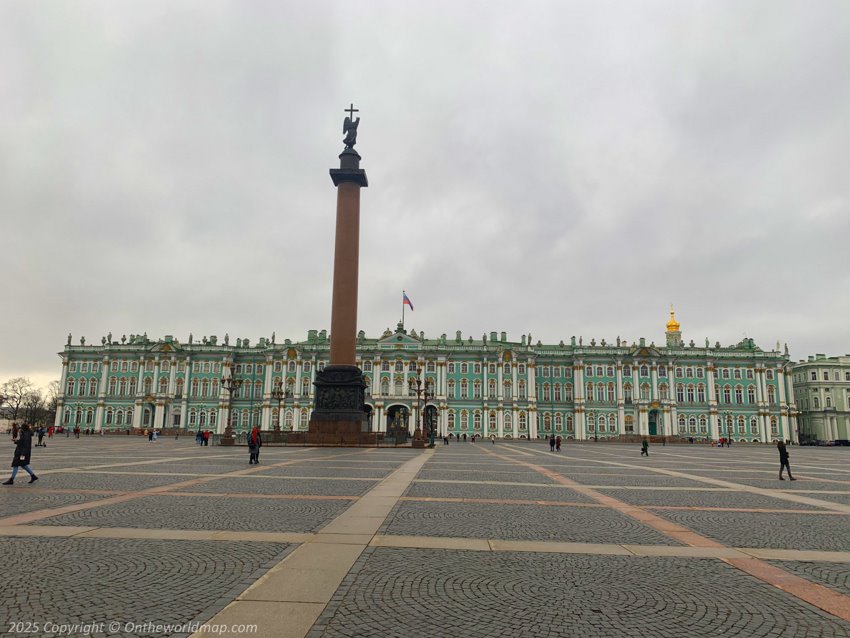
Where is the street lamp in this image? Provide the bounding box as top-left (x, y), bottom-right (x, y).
top-left (270, 380), bottom-right (292, 433)
top-left (221, 373), bottom-right (244, 439)
top-left (723, 410), bottom-right (733, 447)
top-left (409, 366), bottom-right (436, 447)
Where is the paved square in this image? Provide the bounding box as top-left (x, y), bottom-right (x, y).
top-left (1, 438), bottom-right (849, 637)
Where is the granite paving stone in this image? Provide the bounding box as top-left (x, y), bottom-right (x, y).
top-left (310, 548), bottom-right (850, 638)
top-left (0, 536), bottom-right (290, 638)
top-left (383, 501), bottom-right (678, 545)
top-left (174, 476), bottom-right (376, 496)
top-left (405, 481), bottom-right (597, 503)
top-left (650, 508), bottom-right (850, 551)
top-left (772, 561), bottom-right (850, 597)
top-left (0, 491), bottom-right (112, 517)
top-left (32, 494), bottom-right (353, 533)
top-left (596, 488), bottom-right (828, 510)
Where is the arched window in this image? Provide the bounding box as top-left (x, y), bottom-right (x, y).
top-left (607, 366), bottom-right (615, 377)
top-left (503, 381), bottom-right (512, 400)
top-left (302, 378), bottom-right (311, 396)
top-left (607, 383), bottom-right (615, 402)
top-left (285, 409), bottom-right (294, 429)
top-left (241, 411), bottom-right (249, 428)
top-left (586, 382), bottom-right (593, 400)
top-left (596, 383), bottom-right (605, 402)
top-left (640, 384), bottom-right (650, 400)
top-left (189, 410), bottom-right (197, 426)
top-left (659, 383), bottom-right (669, 400)
top-left (119, 378), bottom-right (127, 396)
top-left (447, 410), bottom-right (456, 430)
top-left (109, 377), bottom-right (117, 396)
top-left (363, 361), bottom-right (373, 372)
top-left (504, 412), bottom-right (512, 430)
top-left (747, 387), bottom-right (756, 403)
top-left (555, 413), bottom-right (563, 430)
top-left (394, 377), bottom-right (403, 396)
top-left (158, 377), bottom-right (168, 394)
top-left (676, 384), bottom-right (685, 403)
top-left (699, 415), bottom-right (707, 433)
top-left (723, 386), bottom-right (732, 404)
top-left (380, 378), bottom-right (389, 395)
top-left (200, 379), bottom-right (209, 398)
top-left (295, 409), bottom-right (303, 429)
top-left (750, 416), bottom-right (759, 434)
top-left (543, 383), bottom-right (551, 402)
top-left (116, 410), bottom-right (124, 426)
top-left (66, 378), bottom-right (75, 396)
top-left (767, 386), bottom-right (776, 405)
top-left (143, 409), bottom-right (151, 426)
top-left (543, 413), bottom-right (552, 432)
top-left (826, 395), bottom-right (832, 408)
top-left (89, 378), bottom-right (97, 396)
top-left (460, 379), bottom-right (469, 399)
top-left (565, 384), bottom-right (573, 401)
top-left (473, 411), bottom-right (482, 430)
top-left (640, 365), bottom-right (649, 377)
top-left (473, 380), bottom-right (482, 399)
top-left (447, 380), bottom-right (455, 398)
top-left (229, 410), bottom-right (238, 426)
top-left (255, 380), bottom-right (263, 397)
top-left (658, 365), bottom-right (666, 377)
top-left (623, 365), bottom-right (631, 377)
top-left (624, 384), bottom-right (632, 402)
top-left (199, 411), bottom-right (207, 427)
top-left (737, 416), bottom-right (746, 435)
top-left (518, 412), bottom-right (527, 430)
top-left (566, 415), bottom-right (574, 431)
top-left (697, 384), bottom-right (706, 403)
top-left (488, 379), bottom-right (496, 398)
top-left (770, 416), bottom-right (778, 435)
top-left (191, 379), bottom-right (199, 397)
top-left (129, 378), bottom-right (137, 396)
top-left (395, 361), bottom-right (403, 373)
top-left (735, 386), bottom-right (743, 404)
top-left (143, 378), bottom-right (153, 395)
top-left (689, 416), bottom-right (697, 433)
top-left (126, 408), bottom-right (133, 425)
top-left (518, 381), bottom-right (526, 399)
top-left (88, 408), bottom-right (96, 425)
top-left (460, 410), bottom-right (469, 430)
top-left (687, 385), bottom-right (695, 403)
top-left (209, 410), bottom-right (216, 427)
top-left (678, 415), bottom-right (686, 433)
top-left (489, 412), bottom-right (497, 430)
top-left (587, 414), bottom-right (595, 432)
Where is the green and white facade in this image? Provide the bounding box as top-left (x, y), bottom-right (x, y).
top-left (55, 313), bottom-right (798, 443)
top-left (791, 354), bottom-right (850, 442)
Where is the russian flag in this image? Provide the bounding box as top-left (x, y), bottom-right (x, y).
top-left (403, 291), bottom-right (414, 311)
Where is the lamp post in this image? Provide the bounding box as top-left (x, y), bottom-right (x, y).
top-left (409, 366), bottom-right (435, 447)
top-left (270, 380), bottom-right (292, 433)
top-left (724, 410), bottom-right (733, 447)
top-left (221, 372), bottom-right (243, 442)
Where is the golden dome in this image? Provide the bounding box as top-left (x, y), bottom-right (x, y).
top-left (666, 305), bottom-right (680, 332)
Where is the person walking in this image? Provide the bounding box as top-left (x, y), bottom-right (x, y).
top-left (248, 426), bottom-right (262, 465)
top-left (641, 438), bottom-right (649, 457)
top-left (36, 427), bottom-right (46, 448)
top-left (778, 441), bottom-right (796, 480)
top-left (556, 435), bottom-right (562, 452)
top-left (3, 423), bottom-right (38, 485)
top-left (549, 434), bottom-right (556, 452)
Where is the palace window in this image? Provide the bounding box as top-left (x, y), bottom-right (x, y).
top-left (129, 378), bottom-right (137, 395)
top-left (121, 361), bottom-right (129, 372)
top-left (699, 416), bottom-right (707, 434)
top-left (289, 361), bottom-right (297, 373)
top-left (689, 416), bottom-right (697, 434)
top-left (543, 383), bottom-right (551, 402)
top-left (447, 411), bottom-right (455, 430)
top-left (447, 380), bottom-right (455, 398)
top-left (696, 367), bottom-right (704, 378)
top-left (586, 382), bottom-right (593, 400)
top-left (488, 379), bottom-right (496, 398)
top-left (659, 383), bottom-right (669, 400)
top-left (735, 386), bottom-right (743, 404)
top-left (596, 366), bottom-right (604, 377)
top-left (585, 366), bottom-right (593, 377)
top-left (518, 364), bottom-right (525, 375)
top-left (566, 415), bottom-right (574, 432)
top-left (678, 415), bottom-right (686, 434)
top-left (770, 416), bottom-right (778, 436)
top-left (518, 381), bottom-right (527, 399)
top-left (658, 365), bottom-right (666, 377)
top-left (640, 365), bottom-right (649, 378)
top-left (460, 410), bottom-right (469, 430)
top-left (607, 383), bottom-right (615, 402)
top-left (427, 361), bottom-right (436, 373)
top-left (721, 368), bottom-right (730, 379)
top-left (460, 379), bottom-right (469, 399)
top-left (504, 364), bottom-right (512, 375)
top-left (119, 378), bottom-right (127, 396)
top-left (676, 384), bottom-right (685, 403)
top-left (723, 386), bottom-right (731, 404)
top-left (746, 369), bottom-right (754, 380)
top-left (623, 365), bottom-right (631, 377)
top-left (504, 381), bottom-right (512, 400)
top-left (697, 384), bottom-right (706, 403)
top-left (686, 367), bottom-right (693, 377)
top-left (473, 411), bottom-right (482, 430)
top-left (623, 384), bottom-right (633, 402)
top-left (489, 412), bottom-right (497, 431)
top-left (460, 362), bottom-right (468, 374)
top-left (518, 412), bottom-right (527, 430)
top-left (751, 416), bottom-right (759, 435)
top-left (640, 384), bottom-right (650, 400)
top-left (733, 368), bottom-right (741, 380)
top-left (553, 383), bottom-right (561, 402)
top-left (474, 363), bottom-right (482, 374)
top-left (607, 366), bottom-right (615, 377)
top-left (596, 383), bottom-right (605, 402)
top-left (766, 370), bottom-right (774, 381)
top-left (675, 367), bottom-right (683, 377)
top-left (489, 363), bottom-right (496, 374)
top-left (747, 387), bottom-right (756, 403)
top-left (565, 383), bottom-right (573, 401)
top-left (447, 363), bottom-right (455, 373)
top-left (767, 386), bottom-right (776, 405)
top-left (159, 377), bottom-right (168, 394)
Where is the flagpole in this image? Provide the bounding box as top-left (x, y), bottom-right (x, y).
top-left (401, 290), bottom-right (405, 329)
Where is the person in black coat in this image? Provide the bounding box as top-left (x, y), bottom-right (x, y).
top-left (778, 440), bottom-right (796, 480)
top-left (3, 423), bottom-right (39, 485)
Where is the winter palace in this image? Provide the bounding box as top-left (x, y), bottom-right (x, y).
top-left (54, 311), bottom-right (799, 443)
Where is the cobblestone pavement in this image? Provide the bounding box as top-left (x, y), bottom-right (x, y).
top-left (2, 438), bottom-right (850, 637)
top-left (311, 548), bottom-right (850, 638)
top-left (0, 536), bottom-right (291, 638)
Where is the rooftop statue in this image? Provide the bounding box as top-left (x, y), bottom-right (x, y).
top-left (67, 333), bottom-right (72, 345)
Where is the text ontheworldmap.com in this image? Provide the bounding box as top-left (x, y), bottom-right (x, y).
top-left (8, 620), bottom-right (258, 635)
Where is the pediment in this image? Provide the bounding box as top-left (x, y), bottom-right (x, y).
top-left (377, 330), bottom-right (422, 347)
top-left (628, 346), bottom-right (662, 358)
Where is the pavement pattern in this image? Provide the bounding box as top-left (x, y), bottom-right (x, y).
top-left (1, 436), bottom-right (849, 637)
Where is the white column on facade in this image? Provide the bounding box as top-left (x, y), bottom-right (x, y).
top-left (94, 355), bottom-right (110, 431)
top-left (497, 363), bottom-right (503, 401)
top-left (574, 361), bottom-right (585, 440)
top-left (529, 408), bottom-right (538, 439)
top-left (55, 359), bottom-right (69, 428)
top-left (706, 363), bottom-right (718, 439)
top-left (651, 364), bottom-right (659, 401)
top-left (527, 361), bottom-right (536, 400)
top-left (294, 357), bottom-right (303, 399)
top-left (181, 356), bottom-right (191, 432)
top-left (482, 358), bottom-right (488, 402)
top-left (511, 406), bottom-right (519, 438)
top-left (373, 357), bottom-right (381, 395)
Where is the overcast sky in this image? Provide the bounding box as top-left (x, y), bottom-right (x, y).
top-left (2, 0), bottom-right (849, 388)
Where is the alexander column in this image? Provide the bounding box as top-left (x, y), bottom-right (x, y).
top-left (307, 105), bottom-right (370, 444)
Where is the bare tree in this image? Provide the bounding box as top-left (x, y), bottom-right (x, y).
top-left (22, 389), bottom-right (46, 426)
top-left (0, 377), bottom-right (35, 423)
top-left (46, 380), bottom-right (60, 425)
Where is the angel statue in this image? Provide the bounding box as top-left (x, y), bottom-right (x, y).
top-left (343, 107), bottom-right (360, 149)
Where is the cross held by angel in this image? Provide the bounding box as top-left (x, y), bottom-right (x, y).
top-left (343, 103), bottom-right (359, 149)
